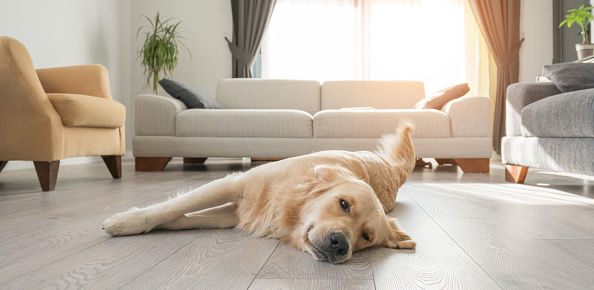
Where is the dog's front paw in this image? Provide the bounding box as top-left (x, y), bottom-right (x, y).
top-left (102, 208), bottom-right (153, 236)
top-left (395, 240), bottom-right (416, 249)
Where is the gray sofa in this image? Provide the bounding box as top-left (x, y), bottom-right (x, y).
top-left (502, 82), bottom-right (594, 183)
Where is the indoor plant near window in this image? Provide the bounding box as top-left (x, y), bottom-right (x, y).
top-left (559, 4), bottom-right (594, 60)
top-left (137, 12), bottom-right (189, 94)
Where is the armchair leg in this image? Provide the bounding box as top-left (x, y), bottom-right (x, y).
top-left (183, 158), bottom-right (207, 164)
top-left (454, 158), bottom-right (490, 173)
top-left (34, 161), bottom-right (60, 191)
top-left (102, 156), bottom-right (122, 179)
top-left (505, 164), bottom-right (529, 183)
top-left (0, 161), bottom-right (7, 174)
top-left (135, 157), bottom-right (172, 171)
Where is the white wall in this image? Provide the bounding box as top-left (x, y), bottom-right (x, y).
top-left (130, 0), bottom-right (233, 99)
top-left (519, 0), bottom-right (554, 82)
top-left (1, 0), bottom-right (232, 171)
top-left (0, 0), bottom-right (131, 171)
top-left (0, 0), bottom-right (556, 171)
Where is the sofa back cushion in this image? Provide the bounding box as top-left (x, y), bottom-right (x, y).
top-left (321, 80), bottom-right (425, 110)
top-left (216, 79), bottom-right (321, 115)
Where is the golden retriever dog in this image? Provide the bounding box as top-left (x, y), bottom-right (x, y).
top-left (103, 123), bottom-right (416, 264)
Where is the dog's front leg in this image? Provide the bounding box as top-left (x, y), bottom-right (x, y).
top-left (155, 202), bottom-right (240, 230)
top-left (103, 174), bottom-right (242, 236)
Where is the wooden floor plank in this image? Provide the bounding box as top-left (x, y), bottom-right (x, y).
top-left (248, 279), bottom-right (375, 290)
top-left (0, 231), bottom-right (199, 289)
top-left (435, 218), bottom-right (594, 289)
top-left (256, 244), bottom-right (373, 280)
top-left (370, 191), bottom-right (501, 290)
top-left (409, 184), bottom-right (594, 239)
top-left (0, 158), bottom-right (592, 289)
top-left (122, 229), bottom-right (279, 289)
top-left (541, 239), bottom-right (594, 269)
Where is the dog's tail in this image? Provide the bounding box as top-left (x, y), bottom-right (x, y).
top-left (375, 121), bottom-right (416, 183)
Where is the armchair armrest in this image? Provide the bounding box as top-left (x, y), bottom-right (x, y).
top-left (47, 93), bottom-right (125, 128)
top-left (506, 82), bottom-right (561, 136)
top-left (441, 96), bottom-right (491, 137)
top-left (36, 64), bottom-right (112, 99)
top-left (135, 94), bottom-right (187, 136)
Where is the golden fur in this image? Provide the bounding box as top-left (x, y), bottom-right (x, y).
top-left (103, 123), bottom-right (416, 264)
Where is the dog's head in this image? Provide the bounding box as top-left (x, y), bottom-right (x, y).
top-left (299, 165), bottom-right (415, 264)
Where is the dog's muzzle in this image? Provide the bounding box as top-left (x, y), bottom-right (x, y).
top-left (323, 231), bottom-right (350, 263)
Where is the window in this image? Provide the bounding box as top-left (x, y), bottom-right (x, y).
top-left (261, 0), bottom-right (472, 94)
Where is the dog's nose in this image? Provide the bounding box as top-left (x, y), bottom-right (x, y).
top-left (329, 232), bottom-right (349, 257)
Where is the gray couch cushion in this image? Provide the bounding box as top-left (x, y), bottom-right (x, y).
top-left (542, 63), bottom-right (594, 92)
top-left (521, 88), bottom-right (594, 138)
top-left (506, 82), bottom-right (562, 137)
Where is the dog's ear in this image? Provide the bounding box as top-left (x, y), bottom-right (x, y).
top-left (383, 218), bottom-right (416, 249)
top-left (314, 165), bottom-right (352, 183)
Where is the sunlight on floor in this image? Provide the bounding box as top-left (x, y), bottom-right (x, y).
top-left (421, 182), bottom-right (594, 206)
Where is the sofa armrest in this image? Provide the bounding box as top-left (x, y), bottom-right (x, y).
top-left (441, 96), bottom-right (491, 137)
top-left (135, 94), bottom-right (187, 136)
top-left (36, 64), bottom-right (112, 99)
top-left (506, 82), bottom-right (561, 136)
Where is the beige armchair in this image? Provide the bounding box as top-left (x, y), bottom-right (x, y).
top-left (0, 36), bottom-right (125, 191)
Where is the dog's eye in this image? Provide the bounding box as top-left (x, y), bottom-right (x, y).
top-left (339, 199), bottom-right (349, 211)
top-left (362, 232), bottom-right (370, 241)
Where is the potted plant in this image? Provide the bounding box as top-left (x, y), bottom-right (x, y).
top-left (559, 5), bottom-right (594, 60)
top-left (137, 12), bottom-right (189, 94)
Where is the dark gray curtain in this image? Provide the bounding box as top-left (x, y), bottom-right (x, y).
top-left (226, 0), bottom-right (276, 78)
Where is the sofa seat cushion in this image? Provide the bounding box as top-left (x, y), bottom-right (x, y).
top-left (176, 109), bottom-right (313, 138)
top-left (47, 93), bottom-right (126, 128)
top-left (313, 109), bottom-right (451, 138)
top-left (521, 88), bottom-right (594, 138)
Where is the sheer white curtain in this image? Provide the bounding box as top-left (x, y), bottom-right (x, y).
top-left (262, 0), bottom-right (487, 95)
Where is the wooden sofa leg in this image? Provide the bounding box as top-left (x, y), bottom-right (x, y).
top-left (0, 161), bottom-right (7, 174)
top-left (183, 158), bottom-right (207, 164)
top-left (34, 161), bottom-right (60, 191)
top-left (102, 156), bottom-right (122, 179)
top-left (505, 164), bottom-right (529, 184)
top-left (454, 158), bottom-right (490, 173)
top-left (135, 157), bottom-right (172, 171)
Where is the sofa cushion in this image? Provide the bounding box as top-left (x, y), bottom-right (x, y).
top-left (47, 93), bottom-right (125, 128)
top-left (159, 78), bottom-right (222, 109)
top-left (216, 79), bottom-right (320, 115)
top-left (321, 80), bottom-right (425, 110)
top-left (415, 83), bottom-right (470, 110)
top-left (313, 109), bottom-right (450, 138)
top-left (542, 63), bottom-right (594, 93)
top-left (176, 109), bottom-right (313, 138)
top-left (521, 88), bottom-right (594, 138)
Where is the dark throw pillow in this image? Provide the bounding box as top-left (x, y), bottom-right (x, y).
top-left (542, 63), bottom-right (594, 93)
top-left (414, 83), bottom-right (470, 110)
top-left (159, 78), bottom-right (222, 109)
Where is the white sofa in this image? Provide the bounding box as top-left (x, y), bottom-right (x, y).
top-left (133, 79), bottom-right (492, 172)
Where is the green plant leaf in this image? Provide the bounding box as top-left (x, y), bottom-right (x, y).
top-left (137, 12), bottom-right (190, 94)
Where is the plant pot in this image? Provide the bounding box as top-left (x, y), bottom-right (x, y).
top-left (576, 43), bottom-right (594, 60)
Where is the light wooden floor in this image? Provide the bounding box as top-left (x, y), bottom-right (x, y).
top-left (1, 157), bottom-right (593, 289)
